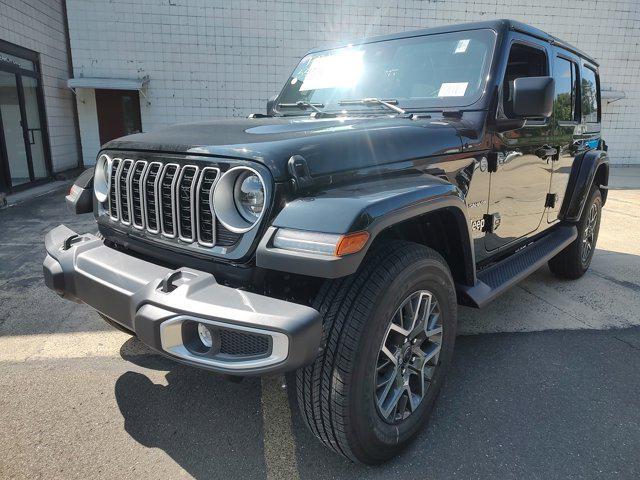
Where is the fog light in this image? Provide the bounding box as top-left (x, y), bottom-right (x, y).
top-left (197, 323), bottom-right (213, 348)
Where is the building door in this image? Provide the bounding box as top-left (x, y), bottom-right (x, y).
top-left (95, 89), bottom-right (142, 145)
top-left (0, 44), bottom-right (51, 192)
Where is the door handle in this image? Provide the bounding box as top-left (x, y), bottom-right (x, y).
top-left (26, 128), bottom-right (40, 145)
top-left (535, 145), bottom-right (557, 159)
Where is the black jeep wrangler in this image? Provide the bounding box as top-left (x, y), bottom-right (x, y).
top-left (44, 19), bottom-right (608, 464)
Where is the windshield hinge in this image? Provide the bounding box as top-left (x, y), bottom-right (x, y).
top-left (287, 155), bottom-right (332, 192)
top-left (309, 111), bottom-right (338, 119)
top-left (287, 155), bottom-right (314, 191)
top-left (442, 110), bottom-right (463, 119)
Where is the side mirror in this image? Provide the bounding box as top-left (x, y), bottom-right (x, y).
top-left (512, 76), bottom-right (555, 118)
top-left (266, 95), bottom-right (278, 116)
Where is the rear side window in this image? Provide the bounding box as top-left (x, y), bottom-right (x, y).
top-left (581, 66), bottom-right (599, 123)
top-left (553, 57), bottom-right (577, 121)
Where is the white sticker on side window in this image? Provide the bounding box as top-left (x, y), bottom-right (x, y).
top-left (455, 39), bottom-right (470, 53)
top-left (438, 82), bottom-right (468, 97)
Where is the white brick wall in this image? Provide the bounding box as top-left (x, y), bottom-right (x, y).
top-left (0, 0), bottom-right (79, 172)
top-left (66, 0), bottom-right (640, 166)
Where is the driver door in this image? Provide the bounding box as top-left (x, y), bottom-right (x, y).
top-left (485, 38), bottom-right (554, 252)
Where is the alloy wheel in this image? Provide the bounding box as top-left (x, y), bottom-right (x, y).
top-left (581, 202), bottom-right (599, 264)
top-left (375, 290), bottom-right (443, 423)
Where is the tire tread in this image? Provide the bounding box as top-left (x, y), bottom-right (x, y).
top-left (296, 241), bottom-right (451, 462)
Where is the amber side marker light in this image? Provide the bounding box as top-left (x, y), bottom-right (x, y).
top-left (272, 229), bottom-right (370, 256)
top-left (335, 231), bottom-right (370, 256)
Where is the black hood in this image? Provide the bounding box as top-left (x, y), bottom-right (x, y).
top-left (104, 116), bottom-right (463, 181)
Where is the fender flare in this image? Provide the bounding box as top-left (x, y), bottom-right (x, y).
top-left (561, 149), bottom-right (609, 222)
top-left (66, 167), bottom-right (95, 215)
top-left (256, 174), bottom-right (475, 282)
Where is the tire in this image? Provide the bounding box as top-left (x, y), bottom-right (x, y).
top-left (295, 241), bottom-right (458, 464)
top-left (99, 313), bottom-right (136, 336)
top-left (548, 186), bottom-right (602, 279)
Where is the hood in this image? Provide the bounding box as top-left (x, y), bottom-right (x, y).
top-left (104, 116), bottom-right (463, 181)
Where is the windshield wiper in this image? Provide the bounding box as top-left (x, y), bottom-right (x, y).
top-left (277, 101), bottom-right (325, 114)
top-left (338, 98), bottom-right (406, 114)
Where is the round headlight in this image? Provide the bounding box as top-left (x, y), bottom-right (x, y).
top-left (94, 154), bottom-right (111, 203)
top-left (212, 167), bottom-right (267, 233)
top-left (234, 172), bottom-right (264, 222)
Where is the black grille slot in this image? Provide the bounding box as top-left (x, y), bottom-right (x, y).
top-left (105, 158), bottom-right (247, 250)
top-left (108, 158), bottom-right (121, 218)
top-left (131, 161), bottom-right (147, 228)
top-left (177, 166), bottom-right (198, 241)
top-left (216, 220), bottom-right (242, 246)
top-left (159, 164), bottom-right (179, 236)
top-left (196, 168), bottom-right (219, 245)
top-left (219, 329), bottom-right (270, 357)
top-left (144, 162), bottom-right (161, 232)
top-left (118, 159), bottom-right (133, 223)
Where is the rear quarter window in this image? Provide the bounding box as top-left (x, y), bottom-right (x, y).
top-left (553, 56), bottom-right (577, 122)
top-left (581, 66), bottom-right (599, 123)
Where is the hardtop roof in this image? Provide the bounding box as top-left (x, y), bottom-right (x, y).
top-left (308, 19), bottom-right (598, 67)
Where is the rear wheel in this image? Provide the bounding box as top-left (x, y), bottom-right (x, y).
top-left (549, 186), bottom-right (602, 279)
top-left (296, 241), bottom-right (457, 464)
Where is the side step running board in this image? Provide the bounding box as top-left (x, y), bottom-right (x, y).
top-left (458, 225), bottom-right (578, 308)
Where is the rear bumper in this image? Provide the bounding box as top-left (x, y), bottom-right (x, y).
top-left (43, 225), bottom-right (321, 375)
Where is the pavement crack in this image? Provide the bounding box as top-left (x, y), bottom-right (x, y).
top-left (612, 336), bottom-right (640, 354)
top-left (589, 269), bottom-right (640, 293)
top-left (518, 284), bottom-right (595, 329)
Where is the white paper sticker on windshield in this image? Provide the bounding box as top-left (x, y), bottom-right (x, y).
top-left (438, 82), bottom-right (468, 97)
top-left (455, 39), bottom-right (470, 53)
top-left (300, 50), bottom-right (364, 91)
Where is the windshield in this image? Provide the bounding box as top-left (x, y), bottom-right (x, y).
top-left (276, 29), bottom-right (496, 114)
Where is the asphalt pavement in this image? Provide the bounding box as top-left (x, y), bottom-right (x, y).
top-left (1, 167), bottom-right (639, 479)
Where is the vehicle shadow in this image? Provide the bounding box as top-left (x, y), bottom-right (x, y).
top-left (112, 245), bottom-right (640, 479)
top-left (115, 323), bottom-right (640, 480)
top-left (115, 339), bottom-right (267, 480)
top-left (114, 323), bottom-right (640, 480)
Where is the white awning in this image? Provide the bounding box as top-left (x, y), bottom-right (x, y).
top-left (67, 76), bottom-right (149, 91)
top-left (601, 89), bottom-right (625, 104)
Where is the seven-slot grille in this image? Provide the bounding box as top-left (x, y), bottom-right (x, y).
top-left (106, 158), bottom-right (240, 247)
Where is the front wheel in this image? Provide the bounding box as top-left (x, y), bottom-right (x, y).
top-left (549, 186), bottom-right (602, 279)
top-left (296, 241), bottom-right (457, 464)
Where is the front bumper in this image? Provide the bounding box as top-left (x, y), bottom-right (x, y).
top-left (43, 225), bottom-right (321, 375)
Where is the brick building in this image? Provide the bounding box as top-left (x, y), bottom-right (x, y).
top-left (0, 0), bottom-right (638, 193)
top-left (64, 0), bottom-right (639, 167)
